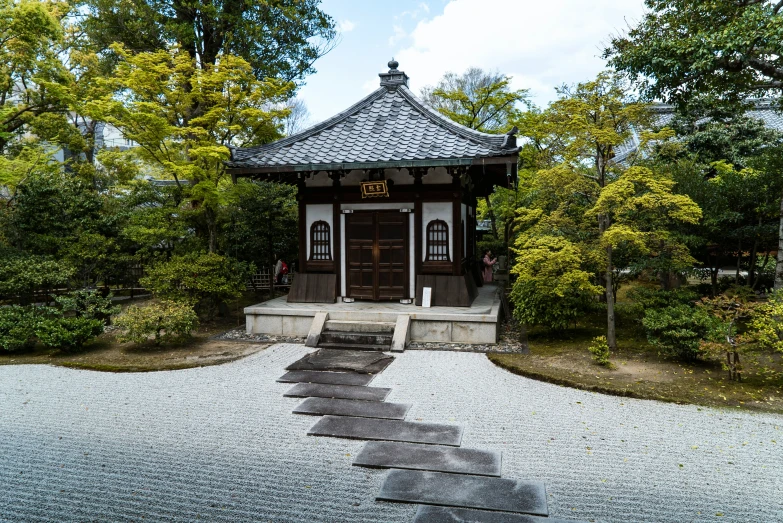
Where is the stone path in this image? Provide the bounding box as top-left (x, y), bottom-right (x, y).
top-left (281, 347), bottom-right (581, 521)
top-left (1, 343), bottom-right (781, 522)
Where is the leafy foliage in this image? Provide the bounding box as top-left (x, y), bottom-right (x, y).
top-left (750, 290), bottom-right (783, 353)
top-left (588, 335), bottom-right (612, 367)
top-left (509, 235), bottom-right (602, 330)
top-left (55, 290), bottom-right (120, 324)
top-left (140, 252), bottom-right (252, 318)
top-left (642, 304), bottom-right (723, 361)
top-left (0, 306), bottom-right (39, 352)
top-left (115, 300), bottom-right (198, 345)
top-left (0, 250), bottom-right (74, 302)
top-left (35, 314), bottom-right (104, 352)
top-left (606, 1), bottom-right (783, 111)
top-left (79, 0), bottom-right (337, 84)
top-left (420, 67), bottom-right (528, 133)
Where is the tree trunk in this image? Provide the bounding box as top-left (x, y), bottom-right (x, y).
top-left (606, 244), bottom-right (616, 351)
top-left (776, 192), bottom-right (783, 290)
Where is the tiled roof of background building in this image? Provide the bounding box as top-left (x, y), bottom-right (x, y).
top-left (227, 62), bottom-right (519, 171)
top-left (614, 100), bottom-right (783, 164)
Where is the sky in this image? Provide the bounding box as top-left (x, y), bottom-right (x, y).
top-left (297, 0), bottom-right (648, 126)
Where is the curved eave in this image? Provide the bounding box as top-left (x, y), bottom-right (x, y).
top-left (225, 151), bottom-right (520, 176)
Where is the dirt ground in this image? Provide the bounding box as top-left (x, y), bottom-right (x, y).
top-left (489, 316), bottom-right (783, 414)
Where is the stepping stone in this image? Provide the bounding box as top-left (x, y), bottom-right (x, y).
top-left (413, 506), bottom-right (587, 523)
top-left (286, 349), bottom-right (394, 374)
top-left (293, 397), bottom-right (410, 420)
top-left (377, 470), bottom-right (548, 516)
top-left (277, 370), bottom-right (375, 386)
top-left (353, 441), bottom-right (501, 476)
top-left (308, 416), bottom-right (463, 446)
top-left (284, 383), bottom-right (390, 401)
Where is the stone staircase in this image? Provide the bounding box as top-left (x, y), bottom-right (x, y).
top-left (316, 320), bottom-right (395, 351)
top-left (306, 312), bottom-right (410, 353)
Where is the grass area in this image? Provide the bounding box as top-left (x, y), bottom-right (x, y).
top-left (0, 292), bottom-right (275, 372)
top-left (489, 311), bottom-right (783, 414)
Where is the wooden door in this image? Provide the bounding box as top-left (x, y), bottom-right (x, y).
top-left (346, 212), bottom-right (409, 300)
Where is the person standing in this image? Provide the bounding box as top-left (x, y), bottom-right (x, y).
top-left (482, 249), bottom-right (497, 283)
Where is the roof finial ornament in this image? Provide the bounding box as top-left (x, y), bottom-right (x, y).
top-left (388, 58), bottom-right (399, 71)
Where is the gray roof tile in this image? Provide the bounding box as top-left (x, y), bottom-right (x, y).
top-left (227, 85), bottom-right (517, 170)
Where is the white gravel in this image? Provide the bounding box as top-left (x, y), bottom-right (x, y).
top-left (1, 344), bottom-right (781, 523)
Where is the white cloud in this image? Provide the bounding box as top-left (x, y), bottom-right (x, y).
top-left (338, 19), bottom-right (356, 33)
top-left (388, 25), bottom-right (407, 46)
top-left (393, 0), bottom-right (647, 107)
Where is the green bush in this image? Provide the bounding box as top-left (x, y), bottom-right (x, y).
top-left (627, 287), bottom-right (698, 310)
top-left (0, 251), bottom-right (74, 303)
top-left (114, 300), bottom-right (199, 345)
top-left (0, 306), bottom-right (39, 352)
top-left (140, 252), bottom-right (252, 318)
top-left (36, 315), bottom-right (104, 352)
top-left (477, 236), bottom-right (506, 260)
top-left (750, 289), bottom-right (783, 353)
top-left (55, 289), bottom-right (120, 324)
top-left (642, 304), bottom-right (722, 361)
top-left (588, 335), bottom-right (612, 367)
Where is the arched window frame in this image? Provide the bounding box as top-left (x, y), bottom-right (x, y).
top-left (425, 219), bottom-right (450, 262)
top-left (309, 221), bottom-right (332, 261)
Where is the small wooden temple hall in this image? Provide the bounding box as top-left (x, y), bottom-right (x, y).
top-left (226, 60), bottom-right (519, 308)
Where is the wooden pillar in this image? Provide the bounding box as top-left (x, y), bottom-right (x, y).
top-left (452, 169), bottom-right (463, 276)
top-left (413, 169), bottom-right (424, 279)
top-left (297, 182), bottom-right (307, 274)
top-left (331, 172), bottom-right (342, 298)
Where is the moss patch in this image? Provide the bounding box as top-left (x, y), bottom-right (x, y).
top-left (489, 312), bottom-right (783, 414)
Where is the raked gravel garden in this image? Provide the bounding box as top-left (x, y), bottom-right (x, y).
top-left (1, 343), bottom-right (781, 523)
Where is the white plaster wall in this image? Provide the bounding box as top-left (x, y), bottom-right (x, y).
top-left (422, 201), bottom-right (453, 262)
top-left (426, 167), bottom-right (452, 184)
top-left (304, 171), bottom-right (331, 187)
top-left (306, 204), bottom-right (333, 259)
top-left (461, 203), bottom-right (467, 259)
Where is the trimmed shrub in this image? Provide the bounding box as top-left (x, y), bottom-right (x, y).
top-left (55, 289), bottom-right (120, 324)
top-left (588, 335), bottom-right (612, 367)
top-left (36, 315), bottom-right (104, 352)
top-left (642, 304), bottom-right (723, 361)
top-left (114, 300), bottom-right (198, 345)
top-left (0, 306), bottom-right (39, 352)
top-left (750, 289), bottom-right (783, 353)
top-left (140, 252), bottom-right (252, 318)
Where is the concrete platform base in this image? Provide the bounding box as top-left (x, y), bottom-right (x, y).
top-left (244, 285), bottom-right (501, 346)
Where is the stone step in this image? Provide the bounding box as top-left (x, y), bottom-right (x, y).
top-left (286, 349), bottom-right (394, 374)
top-left (308, 416), bottom-right (463, 446)
top-left (413, 506), bottom-right (586, 523)
top-left (318, 331), bottom-right (393, 347)
top-left (324, 320), bottom-right (396, 333)
top-left (293, 397), bottom-right (410, 420)
top-left (316, 342), bottom-right (392, 351)
top-left (377, 470), bottom-right (548, 516)
top-left (284, 383), bottom-right (391, 401)
top-left (354, 441), bottom-right (501, 476)
top-left (277, 370), bottom-right (375, 386)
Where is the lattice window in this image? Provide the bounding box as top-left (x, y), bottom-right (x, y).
top-left (309, 221), bottom-right (332, 261)
top-left (425, 220), bottom-right (450, 262)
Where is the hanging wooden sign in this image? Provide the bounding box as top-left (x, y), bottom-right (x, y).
top-left (360, 180), bottom-right (389, 198)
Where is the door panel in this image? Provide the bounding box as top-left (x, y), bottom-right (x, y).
top-left (346, 212), bottom-right (409, 300)
top-left (346, 213), bottom-right (375, 299)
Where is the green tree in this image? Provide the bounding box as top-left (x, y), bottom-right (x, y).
top-left (605, 0), bottom-right (783, 289)
top-left (422, 67), bottom-right (528, 240)
top-left (86, 45), bottom-right (293, 252)
top-left (78, 0), bottom-right (336, 83)
top-left (510, 73), bottom-right (702, 348)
